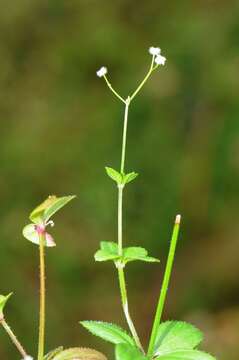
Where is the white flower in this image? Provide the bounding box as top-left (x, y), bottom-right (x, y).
top-left (23, 356), bottom-right (33, 360)
top-left (149, 47), bottom-right (161, 56)
top-left (96, 66), bottom-right (107, 78)
top-left (155, 54), bottom-right (166, 65)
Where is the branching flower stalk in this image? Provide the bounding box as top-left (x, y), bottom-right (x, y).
top-left (96, 47), bottom-right (167, 353)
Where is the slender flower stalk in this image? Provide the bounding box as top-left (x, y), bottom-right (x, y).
top-left (147, 215), bottom-right (181, 357)
top-left (96, 49), bottom-right (167, 354)
top-left (38, 231), bottom-right (46, 360)
top-left (0, 318), bottom-right (28, 358)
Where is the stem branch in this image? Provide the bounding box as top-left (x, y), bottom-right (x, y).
top-left (103, 76), bottom-right (126, 103)
top-left (0, 318), bottom-right (28, 358)
top-left (147, 215), bottom-right (181, 357)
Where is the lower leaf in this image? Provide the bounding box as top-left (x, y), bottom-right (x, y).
top-left (155, 349), bottom-right (216, 360)
top-left (115, 344), bottom-right (147, 360)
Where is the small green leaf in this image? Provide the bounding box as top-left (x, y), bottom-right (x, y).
top-left (155, 349), bottom-right (216, 360)
top-left (29, 195), bottom-right (76, 224)
top-left (123, 172), bottom-right (138, 185)
top-left (94, 242), bottom-right (120, 262)
top-left (80, 321), bottom-right (135, 346)
top-left (22, 224), bottom-right (56, 247)
top-left (122, 247), bottom-right (160, 264)
top-left (44, 347), bottom-right (64, 360)
top-left (0, 293), bottom-right (12, 316)
top-left (115, 344), bottom-right (146, 360)
top-left (154, 321), bottom-right (203, 356)
top-left (51, 347), bottom-right (107, 360)
top-left (105, 167), bottom-right (123, 184)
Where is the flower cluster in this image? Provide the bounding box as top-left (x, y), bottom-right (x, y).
top-left (149, 46), bottom-right (166, 65)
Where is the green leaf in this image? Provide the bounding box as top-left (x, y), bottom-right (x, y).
top-left (122, 247), bottom-right (160, 264)
top-left (94, 242), bottom-right (120, 262)
top-left (153, 321), bottom-right (203, 356)
top-left (22, 224), bottom-right (56, 247)
top-left (29, 195), bottom-right (76, 224)
top-left (115, 344), bottom-right (146, 360)
top-left (44, 347), bottom-right (64, 360)
top-left (80, 321), bottom-right (135, 346)
top-left (155, 349), bottom-right (216, 360)
top-left (0, 293), bottom-right (12, 316)
top-left (123, 172), bottom-right (138, 184)
top-left (51, 347), bottom-right (107, 360)
top-left (105, 167), bottom-right (123, 184)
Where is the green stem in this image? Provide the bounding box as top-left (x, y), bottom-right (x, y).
top-left (147, 215), bottom-right (181, 357)
top-left (130, 56), bottom-right (156, 101)
top-left (0, 318), bottom-right (28, 358)
top-left (116, 99), bottom-right (144, 352)
top-left (38, 232), bottom-right (46, 360)
top-left (117, 267), bottom-right (144, 352)
top-left (103, 75), bottom-right (126, 103)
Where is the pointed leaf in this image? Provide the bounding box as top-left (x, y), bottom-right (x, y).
top-left (123, 172), bottom-right (138, 185)
top-left (115, 344), bottom-right (146, 360)
top-left (22, 224), bottom-right (56, 247)
top-left (154, 321), bottom-right (203, 356)
top-left (80, 321), bottom-right (135, 346)
top-left (0, 293), bottom-right (12, 316)
top-left (105, 167), bottom-right (123, 184)
top-left (29, 195), bottom-right (76, 224)
top-left (51, 347), bottom-right (107, 360)
top-left (155, 349), bottom-right (216, 360)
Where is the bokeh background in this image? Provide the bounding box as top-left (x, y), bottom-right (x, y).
top-left (0, 1), bottom-right (239, 359)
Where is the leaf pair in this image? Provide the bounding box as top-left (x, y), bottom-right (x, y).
top-left (105, 167), bottom-right (138, 186)
top-left (22, 195), bottom-right (75, 247)
top-left (80, 320), bottom-right (216, 360)
top-left (94, 242), bottom-right (159, 264)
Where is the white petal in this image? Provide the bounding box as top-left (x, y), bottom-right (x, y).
top-left (155, 54), bottom-right (166, 65)
top-left (149, 46), bottom-right (161, 56)
top-left (96, 66), bottom-right (107, 77)
top-left (23, 224), bottom-right (56, 247)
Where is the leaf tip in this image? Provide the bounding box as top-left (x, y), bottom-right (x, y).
top-left (175, 214), bottom-right (181, 225)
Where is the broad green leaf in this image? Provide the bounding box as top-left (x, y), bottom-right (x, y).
top-left (123, 247), bottom-right (159, 264)
top-left (100, 241), bottom-right (118, 253)
top-left (80, 321), bottom-right (135, 346)
top-left (105, 167), bottom-right (123, 184)
top-left (155, 349), bottom-right (216, 360)
top-left (94, 250), bottom-right (120, 262)
top-left (154, 321), bottom-right (203, 356)
top-left (0, 293), bottom-right (12, 316)
top-left (44, 346), bottom-right (64, 360)
top-left (115, 344), bottom-right (146, 360)
top-left (29, 195), bottom-right (76, 224)
top-left (94, 242), bottom-right (120, 262)
top-left (123, 172), bottom-right (138, 184)
top-left (22, 224), bottom-right (56, 247)
top-left (51, 347), bottom-right (107, 360)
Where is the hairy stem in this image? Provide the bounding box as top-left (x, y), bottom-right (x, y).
top-left (0, 318), bottom-right (28, 358)
top-left (147, 215), bottom-right (181, 357)
top-left (38, 232), bottom-right (46, 360)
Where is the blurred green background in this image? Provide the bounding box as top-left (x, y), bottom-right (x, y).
top-left (0, 1), bottom-right (239, 359)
